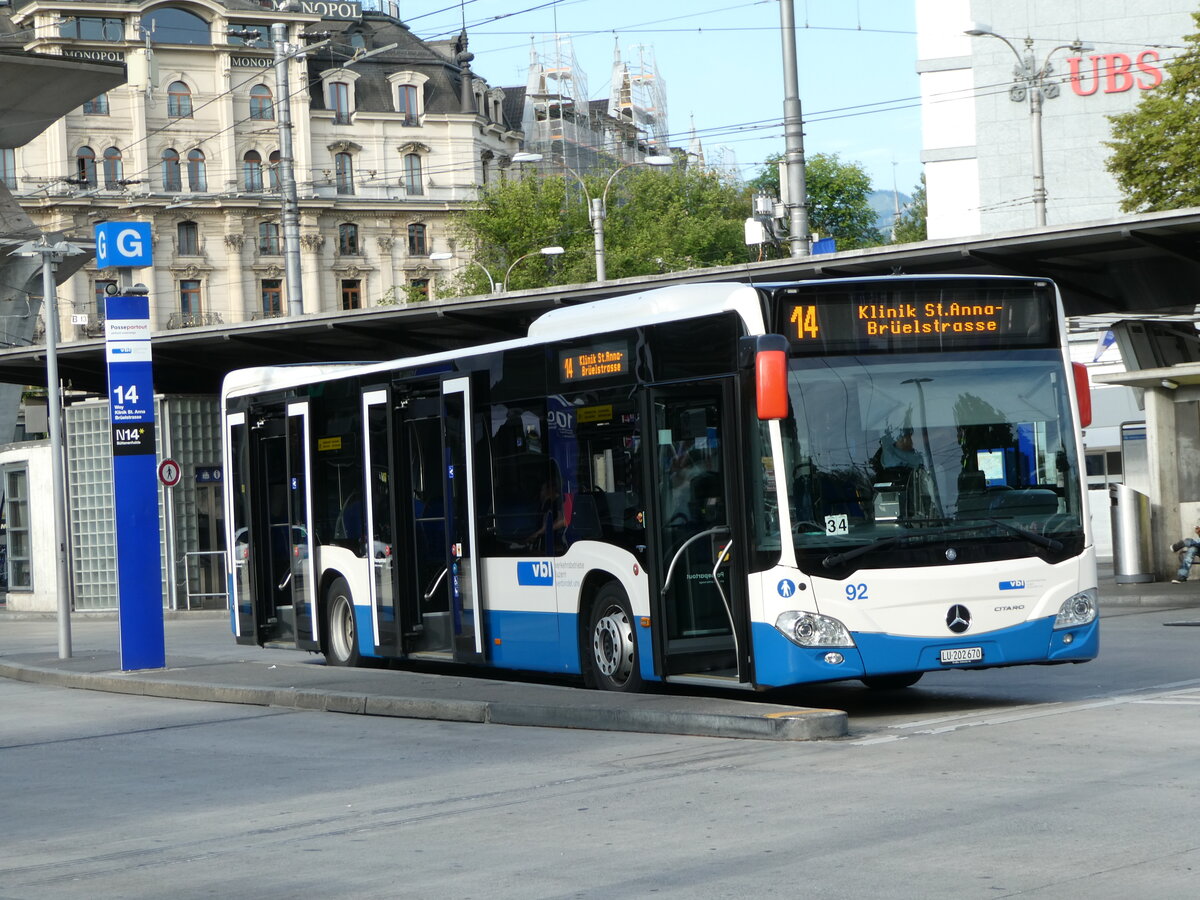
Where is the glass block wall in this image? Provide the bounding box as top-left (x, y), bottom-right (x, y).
top-left (65, 395), bottom-right (221, 610)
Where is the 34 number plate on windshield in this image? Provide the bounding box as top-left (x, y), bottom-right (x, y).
top-left (940, 647), bottom-right (983, 664)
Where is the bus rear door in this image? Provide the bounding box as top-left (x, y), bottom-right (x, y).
top-left (647, 379), bottom-right (751, 685)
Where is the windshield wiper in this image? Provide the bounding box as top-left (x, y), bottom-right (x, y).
top-left (822, 536), bottom-right (902, 568)
top-left (820, 519), bottom-right (1061, 569)
top-left (986, 517), bottom-right (1063, 551)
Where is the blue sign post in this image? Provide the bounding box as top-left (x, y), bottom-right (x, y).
top-left (98, 220), bottom-right (165, 671)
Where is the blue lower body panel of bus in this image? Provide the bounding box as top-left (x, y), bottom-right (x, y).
top-left (751, 614), bottom-right (1099, 688)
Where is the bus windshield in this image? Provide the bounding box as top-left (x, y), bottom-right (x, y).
top-left (782, 348), bottom-right (1085, 570)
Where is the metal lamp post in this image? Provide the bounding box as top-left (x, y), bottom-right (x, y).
top-left (965, 25), bottom-right (1089, 227)
top-left (502, 246), bottom-right (565, 291)
top-left (17, 239), bottom-right (87, 658)
top-left (429, 252), bottom-right (496, 293)
top-left (511, 152), bottom-right (673, 282)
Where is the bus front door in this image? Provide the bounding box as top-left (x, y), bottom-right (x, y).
top-left (228, 402), bottom-right (316, 648)
top-left (392, 377), bottom-right (484, 662)
top-left (648, 381), bottom-right (750, 684)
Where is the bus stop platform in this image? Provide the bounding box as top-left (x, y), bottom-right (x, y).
top-left (1, 562), bottom-right (1195, 743)
top-left (0, 636), bottom-right (848, 743)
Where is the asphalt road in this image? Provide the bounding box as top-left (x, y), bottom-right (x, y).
top-left (2, 606), bottom-right (1198, 898)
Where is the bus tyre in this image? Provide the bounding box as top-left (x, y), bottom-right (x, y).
top-left (586, 585), bottom-right (643, 693)
top-left (325, 578), bottom-right (360, 667)
top-left (860, 672), bottom-right (923, 690)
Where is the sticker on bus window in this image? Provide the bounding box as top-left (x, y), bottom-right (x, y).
top-left (825, 514), bottom-right (848, 536)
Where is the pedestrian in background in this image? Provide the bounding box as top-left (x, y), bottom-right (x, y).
top-left (1169, 523), bottom-right (1200, 583)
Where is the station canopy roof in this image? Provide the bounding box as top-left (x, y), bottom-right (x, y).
top-left (4, 208), bottom-right (1200, 396)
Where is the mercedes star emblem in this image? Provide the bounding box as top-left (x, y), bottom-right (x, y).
top-left (946, 604), bottom-right (971, 634)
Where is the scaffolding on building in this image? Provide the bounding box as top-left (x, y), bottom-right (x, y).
top-left (521, 36), bottom-right (670, 174)
top-left (608, 42), bottom-right (668, 156)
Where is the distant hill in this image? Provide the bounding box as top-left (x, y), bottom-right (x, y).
top-left (868, 189), bottom-right (910, 238)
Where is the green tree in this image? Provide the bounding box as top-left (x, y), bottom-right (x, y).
top-left (748, 151), bottom-right (883, 250)
top-left (445, 164), bottom-right (750, 296)
top-left (1106, 12), bottom-right (1200, 212)
top-left (891, 172), bottom-right (927, 243)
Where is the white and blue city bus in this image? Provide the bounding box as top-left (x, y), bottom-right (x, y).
top-left (221, 275), bottom-right (1099, 692)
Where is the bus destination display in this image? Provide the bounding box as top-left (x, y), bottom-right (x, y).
top-left (777, 284), bottom-right (1056, 354)
top-left (559, 342), bottom-right (630, 382)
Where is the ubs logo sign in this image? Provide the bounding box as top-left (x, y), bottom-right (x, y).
top-left (1067, 50), bottom-right (1163, 95)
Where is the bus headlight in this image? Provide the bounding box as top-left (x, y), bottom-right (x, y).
top-left (776, 610), bottom-right (856, 648)
top-left (1053, 589), bottom-right (1098, 629)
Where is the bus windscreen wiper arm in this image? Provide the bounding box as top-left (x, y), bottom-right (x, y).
top-left (822, 536), bottom-right (902, 568)
top-left (987, 517), bottom-right (1063, 551)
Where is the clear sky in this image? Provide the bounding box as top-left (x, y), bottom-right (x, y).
top-left (401, 0), bottom-right (923, 196)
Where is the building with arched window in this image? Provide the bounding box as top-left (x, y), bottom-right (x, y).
top-left (6, 0), bottom-right (523, 339)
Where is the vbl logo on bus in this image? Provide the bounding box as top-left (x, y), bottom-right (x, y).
top-left (517, 561), bottom-right (554, 586)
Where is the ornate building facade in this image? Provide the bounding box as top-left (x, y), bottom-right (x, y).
top-left (5, 0), bottom-right (522, 338)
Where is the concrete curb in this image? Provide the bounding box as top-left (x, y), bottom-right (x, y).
top-left (0, 659), bottom-right (847, 742)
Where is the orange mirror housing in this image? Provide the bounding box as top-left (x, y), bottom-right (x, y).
top-left (1072, 362), bottom-right (1092, 428)
top-left (755, 335), bottom-right (789, 420)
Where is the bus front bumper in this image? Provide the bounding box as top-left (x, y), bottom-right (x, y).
top-left (751, 614), bottom-right (1099, 689)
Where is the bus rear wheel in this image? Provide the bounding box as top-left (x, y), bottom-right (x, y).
top-left (325, 578), bottom-right (360, 667)
top-left (586, 584), bottom-right (643, 693)
top-left (861, 672), bottom-right (922, 690)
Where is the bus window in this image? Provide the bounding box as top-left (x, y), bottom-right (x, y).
top-left (488, 401), bottom-right (549, 552)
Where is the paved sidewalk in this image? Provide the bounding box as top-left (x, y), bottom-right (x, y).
top-left (0, 561), bottom-right (1192, 744)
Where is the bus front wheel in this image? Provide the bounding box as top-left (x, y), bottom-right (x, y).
top-left (585, 584), bottom-right (643, 693)
top-left (325, 578), bottom-right (360, 667)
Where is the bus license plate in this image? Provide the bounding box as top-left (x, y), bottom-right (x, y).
top-left (940, 647), bottom-right (983, 664)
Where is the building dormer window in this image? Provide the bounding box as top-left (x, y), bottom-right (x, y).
top-left (398, 84), bottom-right (419, 125)
top-left (320, 68), bottom-right (362, 123)
top-left (387, 72), bottom-right (429, 124)
top-left (331, 82), bottom-right (350, 124)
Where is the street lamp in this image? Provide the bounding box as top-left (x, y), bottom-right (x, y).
top-left (17, 238), bottom-right (88, 659)
top-left (502, 245), bottom-right (564, 291)
top-left (511, 152), bottom-right (673, 282)
top-left (965, 25), bottom-right (1089, 227)
top-left (429, 251), bottom-right (497, 293)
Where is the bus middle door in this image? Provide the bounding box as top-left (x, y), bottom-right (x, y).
top-left (389, 376), bottom-right (485, 663)
top-left (646, 379), bottom-right (750, 685)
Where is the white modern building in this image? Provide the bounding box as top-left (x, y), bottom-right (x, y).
top-left (917, 0), bottom-right (1197, 238)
